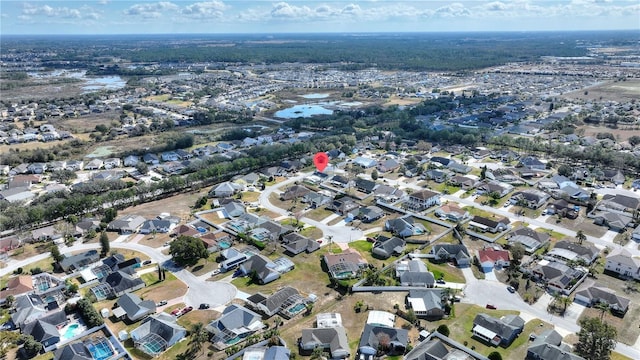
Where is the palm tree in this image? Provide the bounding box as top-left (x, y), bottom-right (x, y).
top-left (559, 295), bottom-right (572, 316)
top-left (576, 230), bottom-right (586, 245)
top-left (188, 322), bottom-right (208, 356)
top-left (595, 302), bottom-right (609, 321)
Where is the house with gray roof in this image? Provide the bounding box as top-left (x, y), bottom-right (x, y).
top-left (209, 181), bottom-right (243, 198)
top-left (358, 324), bottom-right (408, 356)
top-left (511, 189), bottom-right (550, 209)
top-left (355, 178), bottom-right (377, 193)
top-left (246, 286), bottom-right (305, 318)
top-left (131, 313), bottom-right (186, 356)
top-left (405, 331), bottom-right (489, 360)
top-left (532, 261), bottom-right (586, 295)
top-left (300, 327), bottom-right (350, 359)
top-left (280, 184), bottom-right (310, 201)
top-left (592, 211), bottom-right (633, 232)
top-left (139, 219), bottom-right (175, 234)
top-left (207, 304), bottom-right (264, 348)
top-left (546, 240), bottom-right (599, 265)
top-left (59, 250), bottom-right (100, 273)
top-left (405, 189), bottom-right (441, 211)
top-left (238, 254), bottom-right (281, 285)
top-left (526, 329), bottom-right (585, 360)
top-left (519, 156), bottom-right (545, 170)
top-left (406, 289), bottom-right (445, 320)
top-left (372, 236), bottom-right (405, 259)
top-left (429, 244), bottom-right (471, 266)
top-left (574, 285), bottom-right (630, 315)
top-left (107, 215), bottom-right (146, 234)
top-left (472, 313), bottom-right (524, 346)
top-left (396, 259), bottom-right (435, 287)
top-left (223, 201), bottom-right (245, 217)
top-left (113, 292), bottom-right (156, 322)
top-left (102, 270), bottom-right (145, 297)
top-left (281, 233), bottom-right (319, 255)
top-left (11, 294), bottom-right (48, 328)
top-left (384, 215), bottom-right (427, 238)
top-left (302, 191), bottom-right (332, 208)
top-left (0, 187), bottom-right (35, 203)
top-left (358, 206), bottom-right (385, 223)
top-left (22, 310), bottom-right (66, 348)
top-left (604, 248), bottom-right (640, 280)
top-left (54, 342), bottom-right (93, 360)
top-left (507, 227), bottom-right (550, 254)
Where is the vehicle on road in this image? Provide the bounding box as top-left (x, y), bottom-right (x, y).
top-left (212, 269), bottom-right (221, 276)
top-left (199, 303), bottom-right (210, 309)
top-left (507, 286), bottom-right (516, 293)
top-left (142, 260), bottom-right (152, 266)
top-left (156, 300), bottom-right (168, 306)
top-left (436, 279), bottom-right (446, 284)
top-left (486, 304), bottom-right (497, 310)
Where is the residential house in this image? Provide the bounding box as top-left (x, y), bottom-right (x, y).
top-left (280, 185), bottom-right (310, 201)
top-left (448, 175), bottom-right (478, 190)
top-left (316, 313), bottom-right (343, 328)
top-left (1, 275), bottom-right (34, 301)
top-left (139, 218), bottom-right (176, 234)
top-left (405, 189), bottom-right (441, 211)
top-left (238, 254), bottom-right (281, 285)
top-left (478, 247), bottom-right (511, 271)
top-left (358, 206), bottom-right (385, 223)
top-left (405, 332), bottom-right (489, 360)
top-left (377, 158), bottom-right (400, 173)
top-left (434, 203), bottom-right (469, 222)
top-left (447, 161), bottom-right (472, 174)
top-left (406, 289), bottom-right (445, 320)
top-left (113, 292), bottom-right (156, 322)
top-left (469, 216), bottom-right (510, 234)
top-left (130, 313), bottom-right (186, 356)
top-left (545, 199), bottom-right (579, 219)
top-left (102, 270), bottom-right (146, 297)
top-left (142, 153), bottom-right (160, 165)
top-left (430, 156), bottom-right (451, 167)
top-left (302, 192), bottom-right (332, 208)
top-left (300, 327), bottom-right (350, 359)
top-left (592, 211), bottom-right (633, 232)
top-left (374, 184), bottom-right (405, 203)
top-left (355, 178), bottom-right (377, 194)
top-left (526, 329), bottom-right (585, 360)
top-left (477, 180), bottom-right (513, 198)
top-left (59, 250), bottom-right (100, 273)
top-left (329, 175), bottom-right (351, 188)
top-left (424, 169), bottom-right (450, 183)
top-left (246, 286), bottom-right (305, 318)
top-left (207, 304), bottom-right (264, 347)
top-left (123, 155), bottom-right (140, 167)
top-left (384, 215), bottom-right (427, 238)
top-left (372, 236), bottom-right (405, 259)
top-left (328, 197), bottom-right (359, 216)
top-left (519, 156), bottom-right (546, 170)
top-left (220, 248), bottom-right (250, 272)
top-left (30, 225), bottom-right (62, 242)
top-left (281, 233), bottom-right (320, 255)
top-left (66, 160), bottom-right (84, 171)
top-left (429, 244), bottom-right (471, 266)
top-left (103, 158), bottom-right (121, 169)
top-left (324, 249), bottom-right (368, 279)
top-left (532, 261), bottom-right (586, 294)
top-left (107, 215), bottom-right (146, 234)
top-left (22, 310), bottom-right (66, 348)
top-left (171, 224), bottom-right (200, 238)
top-left (11, 294), bottom-right (48, 328)
top-left (209, 181), bottom-right (243, 198)
top-left (396, 259), bottom-right (435, 287)
top-left (161, 151), bottom-right (179, 162)
top-left (222, 200), bottom-right (245, 218)
top-left (353, 156), bottom-right (377, 168)
top-left (28, 163), bottom-right (47, 174)
top-left (84, 159), bottom-right (103, 170)
top-left (0, 187), bottom-right (35, 203)
top-left (472, 313), bottom-right (524, 346)
top-left (597, 193), bottom-right (640, 214)
top-left (0, 235), bottom-right (22, 253)
top-left (358, 324), bottom-right (408, 356)
top-left (54, 337), bottom-right (121, 360)
top-left (604, 248), bottom-right (640, 280)
top-left (574, 285), bottom-right (630, 315)
top-left (511, 190), bottom-right (550, 209)
top-left (546, 241), bottom-right (599, 265)
top-left (508, 227), bottom-right (550, 254)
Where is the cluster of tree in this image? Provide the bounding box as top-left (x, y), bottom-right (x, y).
top-left (75, 298), bottom-right (104, 328)
top-left (169, 235), bottom-right (208, 266)
top-left (0, 139), bottom-right (87, 167)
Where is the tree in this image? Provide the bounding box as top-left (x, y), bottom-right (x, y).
top-left (310, 346), bottom-right (324, 360)
top-left (169, 235), bottom-right (208, 266)
top-left (557, 164), bottom-right (573, 177)
top-left (5, 295), bottom-right (15, 308)
top-left (22, 334), bottom-right (42, 357)
top-left (50, 244), bottom-right (63, 263)
top-left (576, 230), bottom-right (586, 245)
top-left (488, 352), bottom-right (503, 360)
top-left (575, 317), bottom-right (616, 360)
top-left (371, 169), bottom-right (379, 181)
top-left (436, 324), bottom-right (450, 337)
top-left (188, 322), bottom-right (208, 357)
top-left (480, 165), bottom-right (487, 180)
top-left (510, 243), bottom-right (525, 267)
top-left (99, 232), bottom-right (110, 257)
top-left (102, 208), bottom-right (117, 223)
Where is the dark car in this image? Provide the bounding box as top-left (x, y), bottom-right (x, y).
top-left (199, 303), bottom-right (210, 310)
top-left (142, 260), bottom-right (152, 266)
top-left (486, 304), bottom-right (497, 310)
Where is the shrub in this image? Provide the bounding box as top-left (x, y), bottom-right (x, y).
top-left (436, 324), bottom-right (450, 337)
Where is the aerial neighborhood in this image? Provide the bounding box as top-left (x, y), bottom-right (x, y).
top-left (1, 32), bottom-right (640, 360)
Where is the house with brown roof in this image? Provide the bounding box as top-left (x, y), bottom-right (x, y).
top-left (405, 189), bottom-right (441, 211)
top-left (324, 249), bottom-right (368, 279)
top-left (448, 175), bottom-right (478, 190)
top-left (1, 275), bottom-right (34, 302)
top-left (171, 224), bottom-right (200, 238)
top-left (434, 203), bottom-right (469, 222)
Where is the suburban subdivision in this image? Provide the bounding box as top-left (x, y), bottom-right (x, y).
top-left (0, 31), bottom-right (639, 360)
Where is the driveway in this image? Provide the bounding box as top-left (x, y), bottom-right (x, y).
top-left (483, 270), bottom-right (498, 282)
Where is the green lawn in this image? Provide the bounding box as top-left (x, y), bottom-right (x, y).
top-left (300, 226), bottom-right (323, 240)
top-left (462, 206), bottom-right (494, 219)
top-left (427, 261), bottom-right (465, 283)
top-left (305, 207), bottom-right (334, 222)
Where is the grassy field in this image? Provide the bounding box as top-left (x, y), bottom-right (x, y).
top-left (305, 207), bottom-right (334, 221)
top-left (185, 253), bottom-right (220, 276)
top-left (426, 261), bottom-right (466, 283)
top-left (137, 272), bottom-right (188, 304)
top-left (240, 191), bottom-right (260, 202)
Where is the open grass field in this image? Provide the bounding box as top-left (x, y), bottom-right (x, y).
top-left (545, 216), bottom-right (608, 238)
top-left (137, 272), bottom-right (188, 304)
top-left (119, 189), bottom-right (208, 223)
top-left (562, 79), bottom-right (640, 103)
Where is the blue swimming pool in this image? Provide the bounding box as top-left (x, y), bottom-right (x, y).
top-left (61, 323), bottom-right (82, 341)
top-left (86, 340), bottom-right (114, 360)
top-left (219, 240), bottom-right (231, 249)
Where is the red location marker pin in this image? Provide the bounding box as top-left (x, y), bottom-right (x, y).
top-left (313, 152), bottom-right (329, 172)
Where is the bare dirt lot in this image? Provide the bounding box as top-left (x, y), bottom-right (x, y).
top-left (562, 79), bottom-right (640, 102)
top-left (119, 189), bottom-right (208, 222)
top-left (576, 125), bottom-right (640, 142)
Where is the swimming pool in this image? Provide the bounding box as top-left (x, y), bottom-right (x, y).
top-left (86, 339), bottom-right (114, 360)
top-left (286, 303), bottom-right (306, 316)
top-left (61, 323), bottom-right (82, 341)
top-left (219, 240), bottom-right (231, 249)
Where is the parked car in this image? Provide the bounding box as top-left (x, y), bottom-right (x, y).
top-left (181, 306), bottom-right (193, 315)
top-left (436, 279), bottom-right (446, 284)
top-left (507, 286), bottom-right (516, 293)
top-left (199, 303), bottom-right (210, 309)
top-left (156, 300), bottom-right (168, 306)
top-left (142, 260), bottom-right (152, 266)
top-left (171, 308), bottom-right (181, 316)
top-left (366, 237), bottom-right (376, 243)
top-left (486, 304), bottom-right (497, 310)
top-left (212, 269), bottom-right (221, 276)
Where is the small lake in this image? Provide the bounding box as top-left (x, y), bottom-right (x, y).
top-left (274, 104), bottom-right (333, 119)
top-left (300, 93), bottom-right (330, 99)
top-left (82, 76), bottom-right (127, 91)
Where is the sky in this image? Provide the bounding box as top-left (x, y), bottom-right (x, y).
top-left (1, 0), bottom-right (639, 35)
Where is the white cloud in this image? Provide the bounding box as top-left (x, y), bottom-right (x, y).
top-left (21, 3), bottom-right (100, 20)
top-left (181, 1), bottom-right (227, 19)
top-left (123, 2), bottom-right (179, 19)
top-left (433, 3), bottom-right (471, 18)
